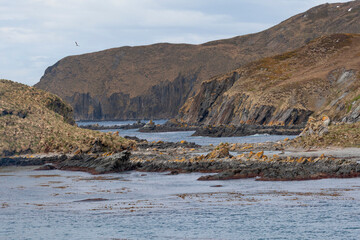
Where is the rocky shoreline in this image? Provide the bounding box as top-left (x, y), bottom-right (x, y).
top-left (79, 121), bottom-right (146, 130)
top-left (1, 139), bottom-right (360, 181)
top-left (138, 119), bottom-right (197, 133)
top-left (137, 119), bottom-right (304, 137)
top-left (78, 118), bottom-right (304, 137)
top-left (192, 124), bottom-right (304, 137)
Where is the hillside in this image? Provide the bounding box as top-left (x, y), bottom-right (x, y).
top-left (178, 33), bottom-right (360, 126)
top-left (0, 80), bottom-right (132, 156)
top-left (290, 117), bottom-right (360, 148)
top-left (35, 1), bottom-right (360, 120)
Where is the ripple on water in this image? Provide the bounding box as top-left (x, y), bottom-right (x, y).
top-left (86, 119), bottom-right (297, 146)
top-left (1, 168), bottom-right (360, 239)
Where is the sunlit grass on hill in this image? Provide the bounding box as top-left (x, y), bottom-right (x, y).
top-left (291, 122), bottom-right (360, 148)
top-left (0, 79), bottom-right (133, 156)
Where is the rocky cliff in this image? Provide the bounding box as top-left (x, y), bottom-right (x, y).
top-left (35, 1), bottom-right (360, 120)
top-left (178, 34), bottom-right (360, 126)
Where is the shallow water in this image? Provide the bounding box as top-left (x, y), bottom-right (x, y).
top-left (1, 167), bottom-right (360, 239)
top-left (114, 129), bottom-right (297, 146)
top-left (82, 120), bottom-right (296, 145)
top-left (77, 119), bottom-right (168, 127)
top-left (3, 121), bottom-right (358, 239)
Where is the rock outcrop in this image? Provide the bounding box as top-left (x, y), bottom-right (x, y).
top-left (35, 1), bottom-right (360, 120)
top-left (197, 158), bottom-right (360, 181)
top-left (179, 34), bottom-right (360, 127)
top-left (130, 143), bottom-right (360, 181)
top-left (299, 116), bottom-right (331, 137)
top-left (58, 151), bottom-right (132, 174)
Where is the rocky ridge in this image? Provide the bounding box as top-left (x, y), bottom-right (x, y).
top-left (179, 33), bottom-right (360, 127)
top-left (35, 1), bottom-right (360, 120)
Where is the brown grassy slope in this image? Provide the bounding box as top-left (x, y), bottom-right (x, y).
top-left (0, 80), bottom-right (132, 156)
top-left (179, 33), bottom-right (360, 126)
top-left (291, 121), bottom-right (360, 148)
top-left (35, 1), bottom-right (360, 120)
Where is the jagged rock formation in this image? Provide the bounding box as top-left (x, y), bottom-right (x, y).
top-left (35, 1), bottom-right (360, 120)
top-left (57, 151), bottom-right (133, 174)
top-left (299, 116), bottom-right (331, 138)
top-left (179, 34), bottom-right (360, 126)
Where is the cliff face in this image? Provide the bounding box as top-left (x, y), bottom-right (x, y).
top-left (179, 34), bottom-right (360, 126)
top-left (35, 1), bottom-right (360, 120)
top-left (66, 73), bottom-right (198, 120)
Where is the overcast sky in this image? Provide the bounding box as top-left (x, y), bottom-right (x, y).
top-left (0, 0), bottom-right (352, 86)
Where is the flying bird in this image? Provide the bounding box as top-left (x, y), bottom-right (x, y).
top-left (75, 41), bottom-right (79, 47)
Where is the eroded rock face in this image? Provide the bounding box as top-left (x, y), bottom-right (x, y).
top-left (179, 34), bottom-right (360, 127)
top-left (64, 74), bottom-right (197, 120)
top-left (35, 1), bottom-right (360, 120)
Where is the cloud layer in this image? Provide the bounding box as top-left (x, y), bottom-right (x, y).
top-left (0, 0), bottom-right (351, 85)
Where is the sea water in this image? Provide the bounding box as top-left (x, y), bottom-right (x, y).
top-left (0, 167), bottom-right (359, 240)
top-left (78, 120), bottom-right (296, 145)
top-left (1, 121), bottom-right (359, 239)
top-left (77, 119), bottom-right (168, 127)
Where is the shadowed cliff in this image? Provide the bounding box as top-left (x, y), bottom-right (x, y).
top-left (35, 1), bottom-right (360, 120)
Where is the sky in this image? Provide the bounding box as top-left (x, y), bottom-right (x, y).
top-left (0, 0), bottom-right (352, 86)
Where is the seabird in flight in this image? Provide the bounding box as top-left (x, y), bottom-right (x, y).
top-left (75, 41), bottom-right (79, 47)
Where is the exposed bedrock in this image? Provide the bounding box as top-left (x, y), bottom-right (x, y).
top-left (67, 74), bottom-right (197, 120)
top-left (179, 74), bottom-right (314, 127)
top-left (197, 159), bottom-right (360, 181)
top-left (57, 151), bottom-right (132, 174)
top-left (179, 34), bottom-right (360, 128)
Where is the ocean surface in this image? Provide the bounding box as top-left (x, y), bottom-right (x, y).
top-left (1, 120), bottom-right (359, 239)
top-left (77, 119), bottom-right (168, 127)
top-left (77, 120), bottom-right (297, 145)
top-left (1, 167), bottom-right (360, 240)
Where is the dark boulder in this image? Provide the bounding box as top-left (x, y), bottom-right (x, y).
top-left (57, 151), bottom-right (133, 174)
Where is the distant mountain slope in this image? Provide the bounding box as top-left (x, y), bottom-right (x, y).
top-left (35, 1), bottom-right (360, 120)
top-left (178, 33), bottom-right (360, 126)
top-left (0, 80), bottom-right (131, 156)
